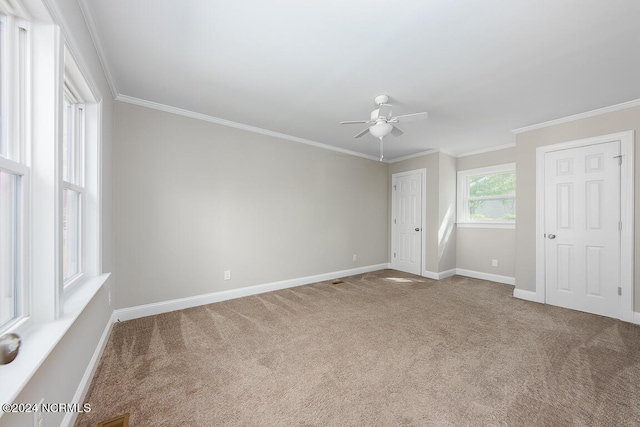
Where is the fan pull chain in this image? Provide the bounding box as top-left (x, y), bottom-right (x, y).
top-left (379, 137), bottom-right (384, 161)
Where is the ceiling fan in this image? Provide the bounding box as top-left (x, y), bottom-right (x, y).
top-left (340, 95), bottom-right (428, 161)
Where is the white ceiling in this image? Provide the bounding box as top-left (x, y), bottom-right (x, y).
top-left (80, 0), bottom-right (640, 160)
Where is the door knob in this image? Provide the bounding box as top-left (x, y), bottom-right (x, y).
top-left (548, 234), bottom-right (556, 239)
top-left (415, 228), bottom-right (421, 232)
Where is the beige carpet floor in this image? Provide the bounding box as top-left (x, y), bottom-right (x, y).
top-left (76, 270), bottom-right (640, 426)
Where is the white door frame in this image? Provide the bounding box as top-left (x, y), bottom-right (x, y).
top-left (535, 131), bottom-right (635, 322)
top-left (391, 168), bottom-right (427, 275)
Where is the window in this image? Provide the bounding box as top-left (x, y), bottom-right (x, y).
top-left (0, 10), bottom-right (28, 332)
top-left (60, 44), bottom-right (100, 296)
top-left (62, 84), bottom-right (85, 285)
top-left (0, 170), bottom-right (20, 327)
top-left (457, 163), bottom-right (516, 228)
top-left (0, 6), bottom-right (100, 336)
top-left (0, 0), bottom-right (107, 403)
top-left (0, 13), bottom-right (5, 158)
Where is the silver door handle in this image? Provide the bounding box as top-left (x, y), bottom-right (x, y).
top-left (415, 228), bottom-right (421, 232)
top-left (548, 234), bottom-right (556, 239)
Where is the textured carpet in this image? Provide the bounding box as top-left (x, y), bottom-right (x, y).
top-left (76, 270), bottom-right (640, 426)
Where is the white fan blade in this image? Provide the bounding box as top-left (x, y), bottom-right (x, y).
top-left (377, 104), bottom-right (392, 119)
top-left (340, 120), bottom-right (370, 125)
top-left (391, 112), bottom-right (428, 122)
top-left (391, 126), bottom-right (404, 136)
top-left (354, 128), bottom-right (370, 138)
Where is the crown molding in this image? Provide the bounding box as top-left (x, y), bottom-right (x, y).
top-left (387, 143), bottom-right (518, 163)
top-left (0, 0), bottom-right (28, 18)
top-left (116, 95), bottom-right (382, 162)
top-left (438, 148), bottom-right (457, 158)
top-left (41, 0), bottom-right (102, 102)
top-left (387, 148), bottom-right (438, 163)
top-left (512, 98), bottom-right (640, 134)
top-left (77, 0), bottom-right (119, 99)
top-left (456, 143), bottom-right (516, 158)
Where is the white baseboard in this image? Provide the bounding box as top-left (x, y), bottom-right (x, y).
top-left (514, 296), bottom-right (638, 324)
top-left (513, 288), bottom-right (543, 303)
top-left (422, 270), bottom-right (439, 280)
top-left (114, 263), bottom-right (390, 322)
top-left (439, 269), bottom-right (457, 279)
top-left (62, 311), bottom-right (116, 427)
top-left (455, 269), bottom-right (515, 285)
top-left (422, 269), bottom-right (456, 280)
top-left (422, 268), bottom-right (514, 284)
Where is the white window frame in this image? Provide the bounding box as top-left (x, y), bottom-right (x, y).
top-left (0, 0), bottom-right (109, 406)
top-left (0, 160), bottom-right (29, 332)
top-left (0, 8), bottom-right (102, 334)
top-left (457, 163), bottom-right (516, 229)
top-left (60, 44), bottom-right (101, 299)
top-left (61, 81), bottom-right (85, 289)
top-left (0, 9), bottom-right (30, 334)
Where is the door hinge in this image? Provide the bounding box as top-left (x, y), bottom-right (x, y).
top-left (618, 287), bottom-right (622, 296)
top-left (394, 219), bottom-right (397, 224)
top-left (614, 155), bottom-right (622, 165)
top-left (393, 252), bottom-right (396, 258)
top-left (619, 221), bottom-right (622, 231)
top-left (393, 185), bottom-right (397, 190)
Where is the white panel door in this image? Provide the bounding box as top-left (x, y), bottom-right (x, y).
top-left (392, 172), bottom-right (422, 275)
top-left (544, 141), bottom-right (620, 318)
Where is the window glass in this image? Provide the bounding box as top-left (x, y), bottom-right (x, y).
top-left (62, 95), bottom-right (72, 182)
top-left (62, 93), bottom-right (83, 185)
top-left (0, 169), bottom-right (18, 328)
top-left (63, 187), bottom-right (81, 281)
top-left (0, 13), bottom-right (28, 332)
top-left (457, 163), bottom-right (516, 226)
top-left (0, 15), bottom-right (7, 158)
top-left (62, 82), bottom-right (85, 285)
top-left (468, 172), bottom-right (516, 221)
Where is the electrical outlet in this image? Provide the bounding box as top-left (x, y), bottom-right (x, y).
top-left (492, 259), bottom-right (498, 267)
top-left (352, 254), bottom-right (357, 261)
top-left (224, 270), bottom-right (231, 280)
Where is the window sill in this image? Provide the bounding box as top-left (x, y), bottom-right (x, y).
top-left (0, 272), bottom-right (110, 409)
top-left (457, 222), bottom-right (516, 229)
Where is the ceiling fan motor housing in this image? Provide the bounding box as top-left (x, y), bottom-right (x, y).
top-left (374, 94), bottom-right (389, 105)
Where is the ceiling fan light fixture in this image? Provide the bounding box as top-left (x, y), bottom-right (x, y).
top-left (369, 121), bottom-right (393, 139)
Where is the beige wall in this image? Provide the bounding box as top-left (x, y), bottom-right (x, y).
top-left (438, 153), bottom-right (457, 271)
top-left (456, 228), bottom-right (516, 277)
top-left (114, 102), bottom-right (389, 309)
top-left (515, 106), bottom-right (639, 310)
top-left (390, 149), bottom-right (518, 278)
top-left (389, 152), bottom-right (457, 275)
top-left (456, 147), bottom-right (516, 278)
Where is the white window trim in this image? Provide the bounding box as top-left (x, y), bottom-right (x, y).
top-left (0, 157), bottom-right (29, 332)
top-left (0, 12), bottom-right (30, 334)
top-left (62, 82), bottom-right (86, 289)
top-left (61, 44), bottom-right (100, 298)
top-left (457, 163), bottom-right (516, 229)
top-left (0, 7), bottom-right (108, 406)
